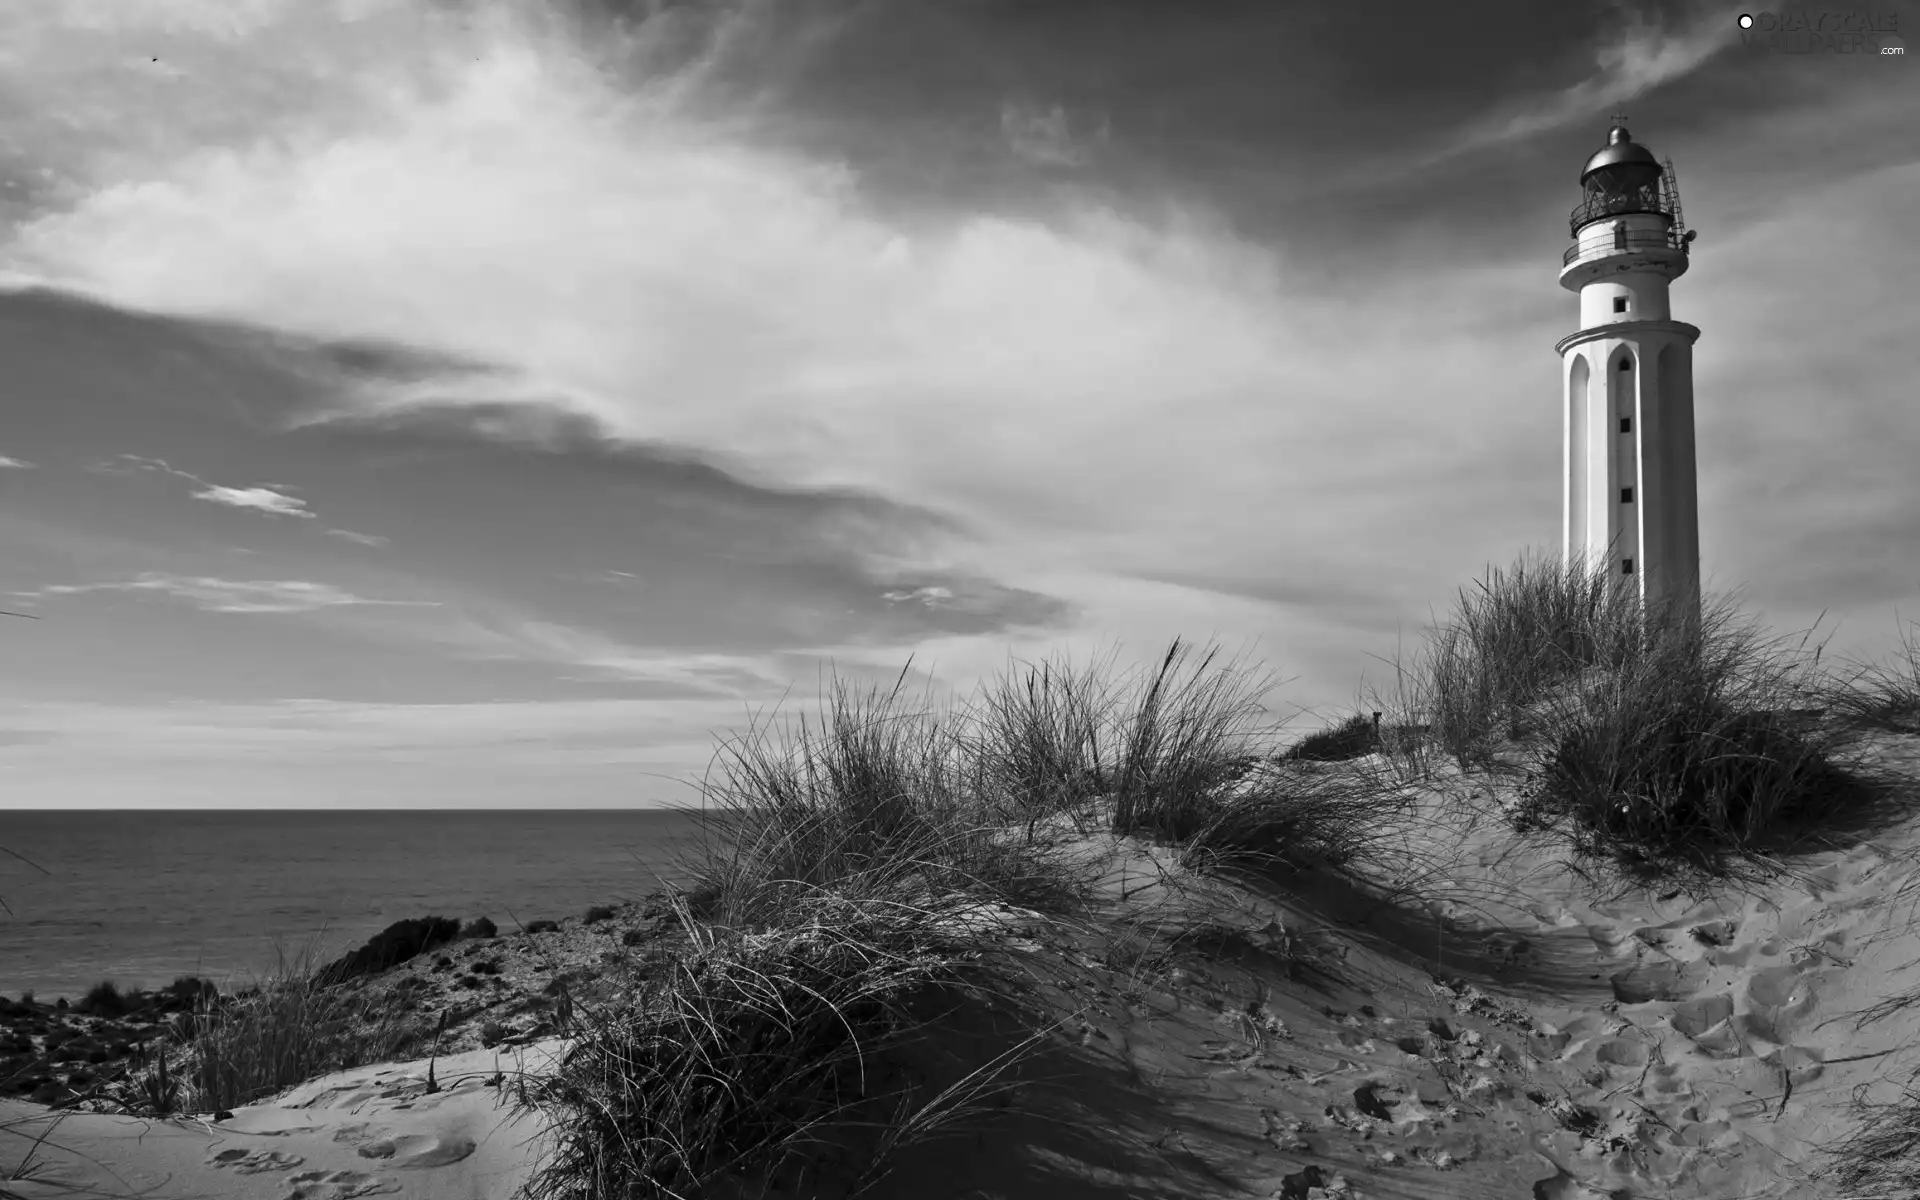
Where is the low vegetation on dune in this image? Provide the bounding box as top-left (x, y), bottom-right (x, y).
top-left (1372, 549), bottom-right (1897, 877)
top-left (149, 939), bottom-right (429, 1113)
top-left (510, 640), bottom-right (1392, 1198)
top-left (1830, 617), bottom-right (1920, 734)
top-left (1284, 711), bottom-right (1380, 763)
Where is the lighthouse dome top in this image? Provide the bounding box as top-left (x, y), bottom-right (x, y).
top-left (1580, 126), bottom-right (1663, 193)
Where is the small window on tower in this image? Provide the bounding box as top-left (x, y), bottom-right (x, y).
top-left (1618, 359), bottom-right (1633, 371)
top-left (1621, 487), bottom-right (1634, 503)
top-left (1622, 558), bottom-right (1635, 576)
top-left (1620, 417), bottom-right (1632, 433)
top-left (1613, 297), bottom-right (1629, 313)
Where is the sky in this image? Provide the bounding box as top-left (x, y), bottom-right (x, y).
top-left (0, 0), bottom-right (1912, 809)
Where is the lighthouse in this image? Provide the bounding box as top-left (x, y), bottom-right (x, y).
top-left (1556, 121), bottom-right (1701, 624)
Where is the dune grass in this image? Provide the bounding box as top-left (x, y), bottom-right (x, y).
top-left (1284, 712), bottom-right (1380, 763)
top-left (1378, 549), bottom-right (1894, 876)
top-left (1824, 1073), bottom-right (1920, 1200)
top-left (1389, 549), bottom-right (1650, 771)
top-left (510, 638), bottom-right (1385, 1199)
top-left (127, 936), bottom-right (431, 1114)
top-left (510, 667), bottom-right (1081, 1199)
top-left (508, 886), bottom-right (1047, 1200)
top-left (1829, 618), bottom-right (1920, 734)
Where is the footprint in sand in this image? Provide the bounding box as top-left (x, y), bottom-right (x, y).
top-left (1608, 958), bottom-right (1708, 1003)
top-left (1669, 994), bottom-right (1734, 1039)
top-left (281, 1170), bottom-right (401, 1200)
top-left (353, 1132), bottom-right (479, 1169)
top-left (1742, 963), bottom-right (1823, 1042)
top-left (1592, 1039), bottom-right (1648, 1068)
top-left (207, 1147), bottom-right (305, 1174)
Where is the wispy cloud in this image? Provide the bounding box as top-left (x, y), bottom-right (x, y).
top-left (430, 614), bottom-right (794, 695)
top-left (882, 585), bottom-right (954, 608)
top-left (190, 483), bottom-right (315, 517)
top-left (324, 527), bottom-right (389, 546)
top-left (1442, 5), bottom-right (1738, 159)
top-left (102, 453), bottom-right (319, 520)
top-left (0, 456), bottom-right (34, 468)
top-left (27, 573), bottom-right (437, 614)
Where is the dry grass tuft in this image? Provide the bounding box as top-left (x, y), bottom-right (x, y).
top-left (1827, 618), bottom-right (1920, 734)
top-left (1381, 548), bottom-right (1899, 878)
top-left (508, 888), bottom-right (1045, 1200)
top-left (1825, 1074), bottom-right (1920, 1199)
top-left (509, 638), bottom-right (1392, 1198)
top-left (127, 936), bottom-right (431, 1114)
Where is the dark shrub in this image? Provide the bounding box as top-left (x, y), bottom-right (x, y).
top-left (1519, 700), bottom-right (1864, 870)
top-left (1285, 713), bottom-right (1380, 762)
top-left (526, 919), bottom-right (561, 934)
top-left (1505, 592), bottom-right (1881, 873)
top-left (160, 976), bottom-right (219, 1011)
top-left (315, 917), bottom-right (461, 987)
top-left (582, 905), bottom-right (617, 926)
top-left (461, 916), bottom-right (498, 939)
top-left (78, 980), bottom-right (130, 1017)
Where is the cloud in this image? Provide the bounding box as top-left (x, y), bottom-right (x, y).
top-left (190, 483), bottom-right (315, 517)
top-left (0, 456), bottom-right (34, 468)
top-left (1000, 102), bottom-right (1107, 168)
top-left (324, 527), bottom-right (389, 546)
top-left (0, 694), bottom-right (746, 795)
top-left (0, 3), bottom-right (1684, 705)
top-left (3, 0), bottom-right (1912, 723)
top-left (102, 454), bottom-right (319, 520)
top-left (1442, 4), bottom-right (1738, 158)
top-left (30, 573), bottom-right (437, 614)
top-left (883, 585), bottom-right (954, 607)
top-left (426, 614), bottom-right (796, 695)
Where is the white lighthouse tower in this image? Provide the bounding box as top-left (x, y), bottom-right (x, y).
top-left (1556, 120), bottom-right (1701, 623)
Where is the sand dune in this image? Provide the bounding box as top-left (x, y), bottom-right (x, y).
top-left (0, 1040), bottom-right (569, 1200)
top-left (6, 735), bottom-right (1919, 1199)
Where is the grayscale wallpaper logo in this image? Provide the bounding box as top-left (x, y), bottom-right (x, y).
top-left (1737, 9), bottom-right (1906, 53)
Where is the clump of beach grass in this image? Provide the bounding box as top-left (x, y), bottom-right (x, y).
top-left (512, 639), bottom-right (1386, 1199)
top-left (509, 885), bottom-right (1047, 1200)
top-left (1403, 548), bottom-right (1649, 770)
top-left (1285, 712), bottom-right (1380, 763)
top-left (1395, 548), bottom-right (1892, 876)
top-left (1826, 618), bottom-right (1920, 734)
top-left (513, 667), bottom-right (1079, 1199)
top-left (962, 638), bottom-right (1391, 874)
top-left (130, 935), bottom-right (433, 1114)
top-left (690, 665), bottom-right (1094, 927)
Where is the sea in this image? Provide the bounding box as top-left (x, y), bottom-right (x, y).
top-left (0, 808), bottom-right (709, 1001)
